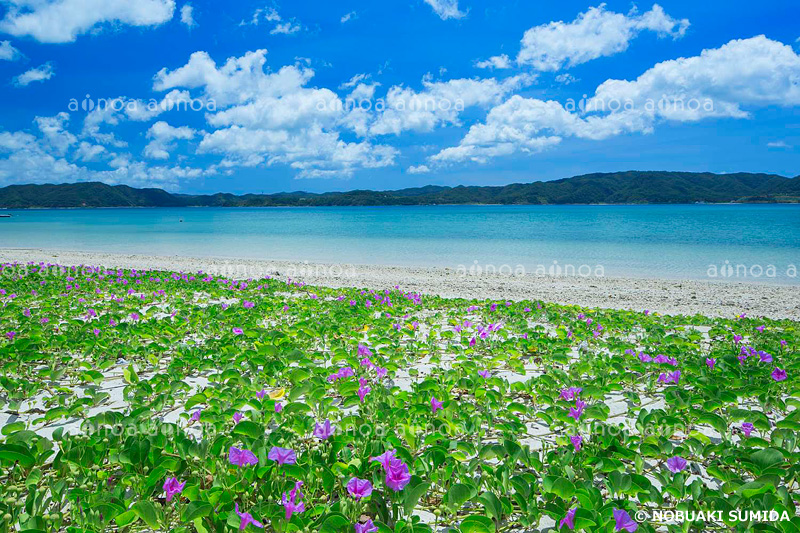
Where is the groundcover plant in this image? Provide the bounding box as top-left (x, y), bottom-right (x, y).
top-left (0, 262), bottom-right (798, 533)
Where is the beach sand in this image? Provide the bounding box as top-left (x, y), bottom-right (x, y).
top-left (1, 247), bottom-right (799, 319)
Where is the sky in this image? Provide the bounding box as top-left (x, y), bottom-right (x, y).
top-left (0, 0), bottom-right (798, 194)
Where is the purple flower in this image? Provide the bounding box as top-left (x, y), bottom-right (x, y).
top-left (268, 446), bottom-right (296, 466)
top-left (228, 446), bottom-right (258, 467)
top-left (256, 389), bottom-right (267, 400)
top-left (666, 456), bottom-right (687, 473)
top-left (384, 460), bottom-right (411, 491)
top-left (347, 477), bottom-right (373, 500)
top-left (232, 327), bottom-right (243, 335)
top-left (233, 412), bottom-right (243, 424)
top-left (559, 507), bottom-right (576, 530)
top-left (772, 367), bottom-right (787, 382)
top-left (281, 481), bottom-right (305, 521)
top-left (190, 409), bottom-right (202, 422)
top-left (358, 384), bottom-right (371, 403)
top-left (756, 325), bottom-right (765, 333)
top-left (559, 387), bottom-right (582, 401)
top-left (431, 396), bottom-right (443, 414)
top-left (568, 399), bottom-right (586, 421)
top-left (6, 331), bottom-right (15, 341)
top-left (478, 370), bottom-right (490, 379)
top-left (613, 509), bottom-right (638, 532)
top-left (706, 358), bottom-right (716, 370)
top-left (355, 519), bottom-right (379, 533)
top-left (313, 419), bottom-right (334, 440)
top-left (570, 434), bottom-right (582, 453)
top-left (275, 402), bottom-right (283, 413)
top-left (370, 449), bottom-right (397, 470)
top-left (163, 477), bottom-right (186, 502)
top-left (243, 301), bottom-right (254, 309)
top-left (358, 344), bottom-right (373, 357)
top-left (235, 503), bottom-right (264, 530)
top-left (741, 422), bottom-right (754, 437)
top-left (759, 351), bottom-right (773, 363)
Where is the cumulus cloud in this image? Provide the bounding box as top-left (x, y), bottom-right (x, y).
top-left (475, 54), bottom-right (511, 70)
top-left (180, 3), bottom-right (196, 27)
top-left (0, 0), bottom-right (176, 43)
top-left (340, 11), bottom-right (356, 23)
top-left (144, 121), bottom-right (196, 159)
top-left (35, 112), bottom-right (76, 154)
top-left (516, 4), bottom-right (689, 71)
top-left (431, 36), bottom-right (800, 166)
top-left (408, 164), bottom-right (430, 174)
top-left (368, 74), bottom-right (535, 136)
top-left (422, 0), bottom-right (466, 20)
top-left (13, 62), bottom-right (54, 86)
top-left (0, 40), bottom-right (22, 60)
top-left (154, 49), bottom-right (398, 178)
top-left (0, 113), bottom-right (209, 189)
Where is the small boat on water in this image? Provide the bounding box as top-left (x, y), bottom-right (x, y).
top-left (0, 214), bottom-right (11, 218)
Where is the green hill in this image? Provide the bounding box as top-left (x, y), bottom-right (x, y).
top-left (1, 171), bottom-right (799, 208)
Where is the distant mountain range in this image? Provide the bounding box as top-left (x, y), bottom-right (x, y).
top-left (1, 172), bottom-right (799, 208)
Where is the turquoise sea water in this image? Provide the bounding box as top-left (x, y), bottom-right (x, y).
top-left (0, 205), bottom-right (798, 283)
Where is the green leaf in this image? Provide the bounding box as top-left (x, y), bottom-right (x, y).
top-left (0, 443), bottom-right (36, 468)
top-left (446, 483), bottom-right (473, 510)
top-left (403, 482), bottom-right (430, 516)
top-left (750, 448), bottom-right (784, 471)
top-left (543, 476), bottom-right (575, 500)
top-left (182, 501), bottom-right (213, 522)
top-left (232, 420), bottom-right (264, 439)
top-left (114, 510), bottom-right (139, 528)
top-left (459, 515), bottom-right (496, 533)
top-left (132, 501), bottom-right (160, 529)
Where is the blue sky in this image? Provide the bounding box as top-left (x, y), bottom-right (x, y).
top-left (0, 0), bottom-right (798, 194)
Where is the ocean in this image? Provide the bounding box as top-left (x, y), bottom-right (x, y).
top-left (1, 204), bottom-right (798, 283)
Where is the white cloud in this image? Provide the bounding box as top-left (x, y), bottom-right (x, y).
top-left (408, 164), bottom-right (430, 174)
top-left (180, 3), bottom-right (196, 27)
top-left (554, 73), bottom-right (578, 85)
top-left (242, 7), bottom-right (301, 35)
top-left (0, 40), bottom-right (22, 60)
top-left (35, 112), bottom-right (76, 154)
top-left (340, 11), bottom-right (356, 23)
top-left (0, 0), bottom-right (176, 44)
top-left (431, 36), bottom-right (800, 166)
top-left (155, 49), bottom-right (398, 178)
top-left (144, 121), bottom-right (196, 159)
top-left (767, 141), bottom-right (790, 149)
top-left (516, 4), bottom-right (689, 71)
top-left (589, 35), bottom-right (800, 121)
top-left (0, 112), bottom-right (211, 189)
top-left (13, 63), bottom-right (55, 86)
top-left (422, 0), bottom-right (466, 20)
top-left (271, 21), bottom-right (301, 35)
top-left (475, 54), bottom-right (511, 70)
top-left (368, 74), bottom-right (535, 136)
top-left (75, 141), bottom-right (106, 161)
top-left (339, 73), bottom-right (370, 90)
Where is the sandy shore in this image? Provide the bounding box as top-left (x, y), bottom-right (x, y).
top-left (1, 247), bottom-right (799, 320)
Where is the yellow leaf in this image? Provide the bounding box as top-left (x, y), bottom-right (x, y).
top-left (268, 388), bottom-right (286, 400)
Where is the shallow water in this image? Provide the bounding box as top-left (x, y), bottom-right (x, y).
top-left (1, 204), bottom-right (798, 283)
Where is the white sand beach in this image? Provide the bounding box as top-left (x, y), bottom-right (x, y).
top-left (2, 247), bottom-right (798, 319)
